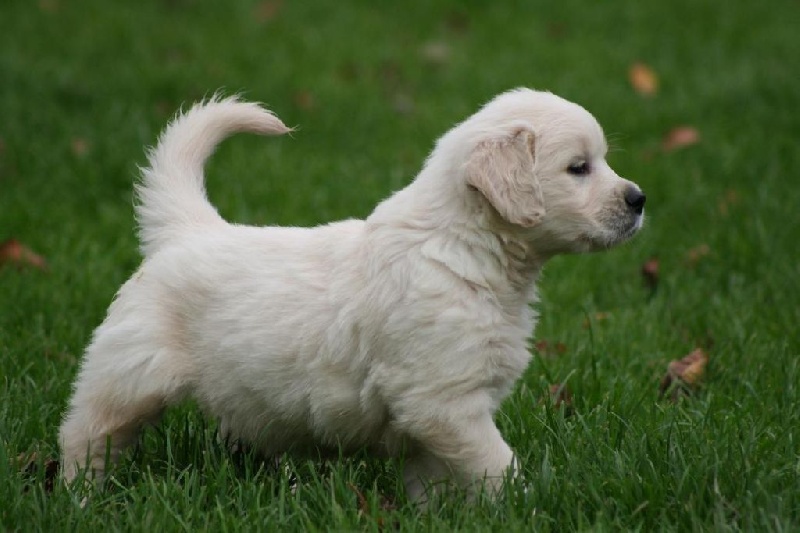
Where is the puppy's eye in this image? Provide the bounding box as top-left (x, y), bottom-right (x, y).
top-left (567, 162), bottom-right (590, 176)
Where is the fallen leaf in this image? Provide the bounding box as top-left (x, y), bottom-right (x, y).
top-left (549, 384), bottom-right (573, 409)
top-left (420, 41), bottom-right (451, 65)
top-left (546, 22), bottom-right (568, 39)
top-left (16, 451), bottom-right (36, 468)
top-left (717, 189), bottom-right (740, 216)
top-left (379, 61), bottom-right (402, 88)
top-left (337, 62), bottom-right (359, 82)
top-left (254, 0), bottom-right (282, 23)
top-left (583, 312), bottom-right (611, 329)
top-left (662, 126), bottom-right (700, 152)
top-left (18, 452), bottom-right (60, 493)
top-left (538, 384), bottom-right (574, 415)
top-left (71, 137), bottom-right (90, 157)
top-left (534, 340), bottom-right (567, 357)
top-left (659, 348), bottom-right (708, 401)
top-left (42, 459), bottom-right (59, 492)
top-left (347, 483), bottom-right (397, 529)
top-left (43, 348), bottom-right (77, 364)
top-left (349, 482), bottom-right (369, 516)
top-left (642, 257), bottom-right (660, 290)
top-left (685, 244), bottom-right (710, 266)
top-left (391, 93), bottom-right (415, 115)
top-left (292, 90), bottom-right (315, 111)
top-left (0, 239), bottom-right (48, 271)
top-left (629, 63), bottom-right (658, 96)
top-left (38, 0), bottom-right (59, 13)
top-left (444, 11), bottom-right (470, 34)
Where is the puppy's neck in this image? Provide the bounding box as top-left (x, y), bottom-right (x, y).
top-left (496, 231), bottom-right (543, 291)
top-left (368, 169), bottom-right (544, 306)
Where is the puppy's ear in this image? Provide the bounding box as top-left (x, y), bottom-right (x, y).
top-left (465, 128), bottom-right (545, 227)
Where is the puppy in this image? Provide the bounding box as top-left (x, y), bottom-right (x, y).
top-left (59, 88), bottom-right (645, 501)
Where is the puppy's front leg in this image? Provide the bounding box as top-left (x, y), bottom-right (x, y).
top-left (403, 410), bottom-right (515, 502)
top-left (403, 450), bottom-right (452, 503)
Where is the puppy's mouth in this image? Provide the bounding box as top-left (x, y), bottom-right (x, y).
top-left (614, 212), bottom-right (644, 242)
top-left (586, 212), bottom-right (644, 250)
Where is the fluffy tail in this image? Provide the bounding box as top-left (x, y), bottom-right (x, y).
top-left (135, 95), bottom-right (291, 257)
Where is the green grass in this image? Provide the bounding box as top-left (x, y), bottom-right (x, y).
top-left (2, 0), bottom-right (799, 530)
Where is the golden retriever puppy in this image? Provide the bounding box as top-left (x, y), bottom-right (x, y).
top-left (60, 89), bottom-right (645, 502)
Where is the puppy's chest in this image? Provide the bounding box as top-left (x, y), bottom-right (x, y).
top-left (486, 314), bottom-right (536, 398)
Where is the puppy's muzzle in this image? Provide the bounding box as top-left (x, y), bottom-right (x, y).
top-left (624, 186), bottom-right (646, 215)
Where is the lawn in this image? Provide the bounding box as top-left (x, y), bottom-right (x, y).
top-left (1, 0), bottom-right (798, 530)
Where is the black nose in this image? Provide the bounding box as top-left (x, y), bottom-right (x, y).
top-left (624, 187), bottom-right (646, 215)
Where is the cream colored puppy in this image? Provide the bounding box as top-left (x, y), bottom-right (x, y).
top-left (60, 88), bottom-right (645, 501)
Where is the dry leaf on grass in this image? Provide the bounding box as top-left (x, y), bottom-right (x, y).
top-left (538, 384), bottom-right (574, 415)
top-left (662, 126), bottom-right (700, 152)
top-left (659, 348), bottom-right (708, 401)
top-left (347, 483), bottom-right (397, 530)
top-left (420, 41), bottom-right (451, 65)
top-left (293, 90), bottom-right (316, 111)
top-left (391, 93), bottom-right (415, 115)
top-left (38, 0), bottom-right (59, 13)
top-left (534, 340), bottom-right (567, 357)
top-left (546, 22), bottom-right (568, 39)
top-left (337, 62), bottom-right (359, 82)
top-left (685, 244), bottom-right (710, 266)
top-left (582, 312), bottom-right (611, 329)
top-left (70, 137), bottom-right (90, 157)
top-left (17, 452), bottom-right (60, 493)
top-left (0, 239), bottom-right (48, 271)
top-left (254, 0), bottom-right (282, 23)
top-left (641, 257), bottom-right (660, 290)
top-left (444, 11), bottom-right (470, 34)
top-left (629, 63), bottom-right (658, 96)
top-left (718, 189), bottom-right (741, 216)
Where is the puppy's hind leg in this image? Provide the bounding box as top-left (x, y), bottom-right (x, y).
top-left (59, 303), bottom-right (190, 485)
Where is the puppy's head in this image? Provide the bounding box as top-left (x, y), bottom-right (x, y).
top-left (460, 89), bottom-right (645, 256)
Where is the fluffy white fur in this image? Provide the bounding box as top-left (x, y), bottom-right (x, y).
top-left (59, 88), bottom-right (645, 502)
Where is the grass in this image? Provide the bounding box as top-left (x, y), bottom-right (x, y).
top-left (1, 0), bottom-right (798, 530)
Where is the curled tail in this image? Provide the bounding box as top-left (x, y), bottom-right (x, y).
top-left (135, 95), bottom-right (291, 257)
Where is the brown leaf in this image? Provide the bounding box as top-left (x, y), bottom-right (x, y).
top-left (717, 188), bottom-right (741, 216)
top-left (629, 63), bottom-right (658, 96)
top-left (70, 137), bottom-right (90, 157)
top-left (685, 244), bottom-right (710, 267)
top-left (582, 312), bottom-right (611, 329)
top-left (391, 93), bottom-right (415, 115)
top-left (662, 126), bottom-right (700, 152)
top-left (641, 257), bottom-right (660, 290)
top-left (254, 0), bottom-right (282, 23)
top-left (538, 384), bottom-right (574, 415)
top-left (337, 62), bottom-right (359, 82)
top-left (18, 452), bottom-right (60, 493)
top-left (659, 348), bottom-right (709, 401)
top-left (420, 41), bottom-right (451, 65)
top-left (153, 100), bottom-right (173, 119)
top-left (348, 482), bottom-right (369, 516)
top-left (534, 340), bottom-right (567, 357)
top-left (444, 11), bottom-right (470, 34)
top-left (292, 90), bottom-right (316, 111)
top-left (43, 348), bottom-right (77, 364)
top-left (347, 483), bottom-right (397, 530)
top-left (38, 0), bottom-right (59, 13)
top-left (549, 384), bottom-right (573, 409)
top-left (0, 239), bottom-right (48, 271)
top-left (546, 22), bottom-right (568, 39)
